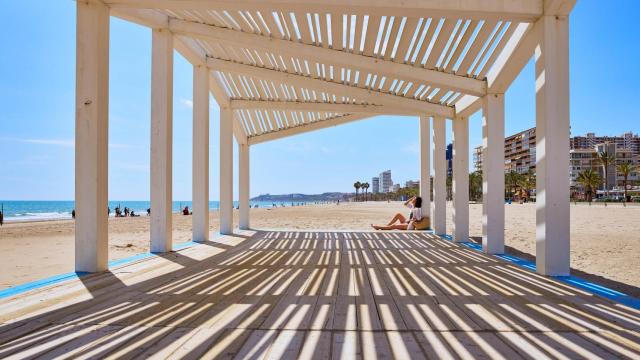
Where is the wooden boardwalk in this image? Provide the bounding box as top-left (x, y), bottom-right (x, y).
top-left (0, 231), bottom-right (639, 359)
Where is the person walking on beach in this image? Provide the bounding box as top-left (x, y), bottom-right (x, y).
top-left (0, 209), bottom-right (4, 226)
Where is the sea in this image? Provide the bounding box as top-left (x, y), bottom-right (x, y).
top-left (0, 200), bottom-right (311, 223)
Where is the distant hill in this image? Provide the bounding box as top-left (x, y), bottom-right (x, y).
top-left (251, 192), bottom-right (346, 202)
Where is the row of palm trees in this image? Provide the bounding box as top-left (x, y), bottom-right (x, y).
top-left (576, 157), bottom-right (637, 202)
top-left (353, 181), bottom-right (370, 201)
top-left (505, 170), bottom-right (536, 201)
top-left (352, 152), bottom-right (636, 204)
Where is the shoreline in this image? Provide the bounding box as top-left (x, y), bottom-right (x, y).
top-left (3, 199), bottom-right (638, 225)
top-left (0, 201), bottom-right (331, 224)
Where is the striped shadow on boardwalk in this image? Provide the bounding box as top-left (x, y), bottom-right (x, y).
top-left (0, 231), bottom-right (639, 359)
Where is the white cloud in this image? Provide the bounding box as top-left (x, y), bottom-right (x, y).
top-left (401, 142), bottom-right (419, 154)
top-left (180, 98), bottom-right (193, 109)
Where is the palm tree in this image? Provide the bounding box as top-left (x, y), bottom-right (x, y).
top-left (517, 170), bottom-right (536, 201)
top-left (576, 169), bottom-right (601, 203)
top-left (505, 171), bottom-right (522, 201)
top-left (597, 151), bottom-right (615, 197)
top-left (616, 162), bottom-right (636, 203)
top-left (468, 171), bottom-right (482, 201)
top-left (362, 182), bottom-right (370, 201)
top-left (353, 181), bottom-right (361, 201)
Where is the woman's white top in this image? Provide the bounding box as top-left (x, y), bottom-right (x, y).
top-left (411, 207), bottom-right (423, 221)
top-left (407, 207), bottom-right (423, 230)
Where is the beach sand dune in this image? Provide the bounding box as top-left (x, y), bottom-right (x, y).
top-left (1, 202), bottom-right (638, 293)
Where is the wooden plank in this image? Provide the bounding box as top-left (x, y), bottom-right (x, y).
top-left (424, 18), bottom-right (456, 69)
top-left (444, 20), bottom-right (478, 72)
top-left (393, 17), bottom-right (418, 63)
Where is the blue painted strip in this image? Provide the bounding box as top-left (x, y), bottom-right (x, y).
top-left (0, 232), bottom-right (226, 300)
top-left (108, 252), bottom-right (157, 267)
top-left (460, 242), bottom-right (482, 251)
top-left (494, 254), bottom-right (537, 271)
top-left (0, 271), bottom-right (89, 300)
top-left (441, 234), bottom-right (640, 310)
top-left (173, 241), bottom-right (198, 251)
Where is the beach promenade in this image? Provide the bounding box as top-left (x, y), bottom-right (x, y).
top-left (1, 230), bottom-right (639, 359)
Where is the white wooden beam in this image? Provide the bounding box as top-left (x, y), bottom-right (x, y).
top-left (150, 28), bottom-right (173, 253)
top-left (239, 143), bottom-right (250, 230)
top-left (169, 18), bottom-right (486, 96)
top-left (544, 0), bottom-right (577, 16)
top-left (452, 116), bottom-right (469, 242)
top-left (192, 64), bottom-right (209, 242)
top-left (174, 35), bottom-right (205, 66)
top-left (419, 116), bottom-right (431, 222)
top-left (248, 113), bottom-right (370, 145)
top-left (110, 7), bottom-right (168, 28)
top-left (454, 95), bottom-right (482, 118)
top-left (486, 22), bottom-right (538, 93)
top-left (454, 4), bottom-right (574, 118)
top-left (230, 100), bottom-right (416, 116)
top-left (220, 108), bottom-right (234, 234)
top-left (105, 0), bottom-right (544, 21)
top-left (432, 116), bottom-right (447, 235)
top-left (75, 0), bottom-right (109, 273)
top-left (535, 14), bottom-right (570, 276)
top-left (208, 58), bottom-right (454, 118)
top-left (173, 35), bottom-right (248, 145)
top-left (482, 94), bottom-right (505, 255)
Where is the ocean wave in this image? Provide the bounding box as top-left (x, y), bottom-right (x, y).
top-left (5, 212), bottom-right (73, 222)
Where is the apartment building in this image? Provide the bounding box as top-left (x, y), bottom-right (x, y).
top-left (379, 170), bottom-right (393, 193)
top-left (371, 177), bottom-right (380, 194)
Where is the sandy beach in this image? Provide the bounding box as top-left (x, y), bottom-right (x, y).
top-left (1, 202), bottom-right (639, 294)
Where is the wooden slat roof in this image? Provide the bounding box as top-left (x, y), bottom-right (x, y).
top-left (106, 0), bottom-right (574, 144)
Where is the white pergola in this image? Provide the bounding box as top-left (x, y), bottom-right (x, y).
top-left (75, 0), bottom-right (575, 276)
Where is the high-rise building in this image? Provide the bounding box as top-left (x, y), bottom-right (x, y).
top-left (473, 145), bottom-right (483, 173)
top-left (371, 177), bottom-right (380, 194)
top-left (504, 127), bottom-right (536, 174)
top-left (405, 180), bottom-right (419, 189)
top-left (379, 170), bottom-right (393, 193)
top-left (392, 184), bottom-right (401, 192)
top-left (571, 132), bottom-right (640, 157)
top-left (473, 127), bottom-right (537, 174)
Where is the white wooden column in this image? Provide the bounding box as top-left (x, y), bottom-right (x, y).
top-left (150, 28), bottom-right (173, 253)
top-left (75, 0), bottom-right (109, 272)
top-left (192, 65), bottom-right (209, 242)
top-left (220, 108), bottom-right (233, 234)
top-left (419, 116), bottom-right (431, 220)
top-left (239, 143), bottom-right (250, 230)
top-left (432, 115), bottom-right (446, 235)
top-left (482, 94), bottom-right (505, 254)
top-left (535, 15), bottom-right (570, 276)
top-left (452, 116), bottom-right (469, 242)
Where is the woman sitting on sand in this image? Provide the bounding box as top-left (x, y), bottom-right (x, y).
top-left (371, 196), bottom-right (430, 230)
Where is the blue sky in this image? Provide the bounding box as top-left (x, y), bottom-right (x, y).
top-left (1, 1), bottom-right (639, 200)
